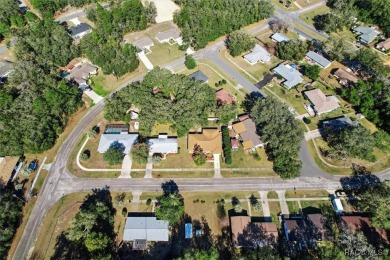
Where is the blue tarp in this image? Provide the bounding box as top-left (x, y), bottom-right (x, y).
top-left (185, 223), bottom-right (192, 239)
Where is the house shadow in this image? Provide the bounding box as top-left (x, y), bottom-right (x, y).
top-left (252, 216), bottom-right (273, 222)
top-left (302, 206), bottom-right (322, 215)
top-left (127, 212), bottom-right (155, 217)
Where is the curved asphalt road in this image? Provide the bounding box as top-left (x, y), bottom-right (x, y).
top-left (13, 3), bottom-right (390, 259)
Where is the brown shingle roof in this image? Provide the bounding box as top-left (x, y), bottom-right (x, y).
top-left (188, 128), bottom-right (222, 154)
top-left (305, 89), bottom-right (339, 114)
top-left (377, 38), bottom-right (390, 51)
top-left (334, 68), bottom-right (359, 84)
top-left (232, 119), bottom-right (262, 150)
top-left (0, 156), bottom-right (19, 184)
top-left (231, 216), bottom-right (278, 247)
top-left (216, 88), bottom-right (235, 105)
top-left (341, 216), bottom-right (389, 243)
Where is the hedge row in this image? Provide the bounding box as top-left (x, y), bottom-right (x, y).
top-left (222, 127), bottom-right (232, 164)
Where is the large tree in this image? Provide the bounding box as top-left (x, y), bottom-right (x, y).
top-left (155, 193), bottom-right (184, 225)
top-left (252, 97), bottom-right (303, 178)
top-left (275, 40), bottom-right (308, 62)
top-left (130, 143), bottom-right (149, 164)
top-left (0, 0), bottom-right (25, 39)
top-left (226, 30), bottom-right (255, 57)
top-left (174, 0), bottom-right (273, 49)
top-left (104, 68), bottom-right (216, 136)
top-left (103, 146), bottom-right (124, 165)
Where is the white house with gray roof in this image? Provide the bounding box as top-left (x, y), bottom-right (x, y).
top-left (273, 64), bottom-right (304, 89)
top-left (147, 134), bottom-right (178, 157)
top-left (353, 25), bottom-right (380, 44)
top-left (155, 28), bottom-right (183, 45)
top-left (69, 23), bottom-right (92, 39)
top-left (244, 44), bottom-right (271, 65)
top-left (271, 33), bottom-right (290, 43)
top-left (123, 216), bottom-right (169, 244)
top-left (97, 134), bottom-right (138, 154)
top-left (305, 51), bottom-right (331, 69)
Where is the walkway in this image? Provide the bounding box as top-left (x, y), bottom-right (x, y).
top-left (304, 129), bottom-right (321, 140)
top-left (276, 190), bottom-right (289, 215)
top-left (131, 191), bottom-right (141, 212)
top-left (259, 191), bottom-right (271, 217)
top-left (144, 156), bottom-right (153, 178)
top-left (119, 155), bottom-right (132, 178)
top-left (213, 154), bottom-right (222, 178)
top-left (138, 52), bottom-right (154, 70)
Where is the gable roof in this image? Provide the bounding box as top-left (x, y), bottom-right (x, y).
top-left (232, 119), bottom-right (262, 150)
top-left (322, 116), bottom-right (359, 130)
top-left (334, 68), bottom-right (359, 84)
top-left (304, 89), bottom-right (339, 114)
top-left (244, 44), bottom-right (271, 64)
top-left (271, 33), bottom-right (290, 42)
top-left (377, 38), bottom-right (390, 51)
top-left (306, 51), bottom-right (331, 68)
top-left (353, 26), bottom-right (380, 43)
top-left (148, 137), bottom-right (178, 154)
top-left (188, 128), bottom-right (222, 154)
top-left (216, 88), bottom-right (235, 105)
top-left (273, 64), bottom-right (304, 89)
top-left (69, 23), bottom-right (91, 36)
top-left (155, 28), bottom-right (181, 41)
top-left (133, 37), bottom-right (154, 50)
top-left (0, 61), bottom-right (13, 77)
top-left (66, 63), bottom-right (98, 83)
top-left (284, 214), bottom-right (327, 244)
top-left (189, 70), bottom-right (208, 83)
top-left (231, 216), bottom-right (278, 247)
top-left (341, 216), bottom-right (388, 243)
top-left (123, 216), bottom-right (169, 241)
top-left (97, 134), bottom-right (138, 154)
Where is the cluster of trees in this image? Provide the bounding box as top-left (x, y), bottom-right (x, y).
top-left (155, 186), bottom-right (184, 225)
top-left (173, 0), bottom-right (273, 50)
top-left (0, 19), bottom-right (82, 155)
top-left (52, 188), bottom-right (116, 259)
top-left (192, 144), bottom-right (207, 166)
top-left (355, 0), bottom-right (390, 38)
top-left (0, 183), bottom-right (24, 258)
top-left (81, 2), bottom-right (148, 77)
top-left (275, 40), bottom-right (308, 62)
top-left (252, 98), bottom-right (303, 178)
top-left (302, 64), bottom-right (321, 80)
top-left (104, 68), bottom-right (216, 136)
top-left (103, 146), bottom-right (124, 165)
top-left (0, 0), bottom-right (25, 39)
top-left (130, 142), bottom-right (149, 164)
top-left (31, 0), bottom-right (97, 15)
top-left (226, 30), bottom-right (255, 57)
top-left (184, 55), bottom-right (196, 69)
top-left (353, 48), bottom-right (390, 77)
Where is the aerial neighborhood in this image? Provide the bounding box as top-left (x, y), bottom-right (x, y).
top-left (0, 0), bottom-right (389, 259)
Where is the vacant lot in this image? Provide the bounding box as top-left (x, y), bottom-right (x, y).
top-left (223, 147), bottom-right (273, 169)
top-left (299, 5), bottom-right (330, 27)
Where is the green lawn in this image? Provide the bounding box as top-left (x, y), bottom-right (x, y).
top-left (222, 147), bottom-right (274, 169)
top-left (301, 200), bottom-right (329, 215)
top-left (287, 201), bottom-right (301, 215)
top-left (268, 201), bottom-right (282, 228)
top-left (268, 191), bottom-right (279, 199)
top-left (265, 83), bottom-right (308, 115)
top-left (285, 190), bottom-right (329, 198)
top-left (221, 169), bottom-right (277, 178)
top-left (147, 42), bottom-right (186, 67)
top-left (299, 5), bottom-right (330, 27)
top-left (270, 0), bottom-right (299, 11)
top-left (89, 75), bottom-right (109, 96)
top-left (292, 22), bottom-right (328, 42)
top-left (152, 171), bottom-right (214, 178)
top-left (296, 0), bottom-right (325, 8)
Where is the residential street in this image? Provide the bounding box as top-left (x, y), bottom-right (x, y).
top-left (12, 2), bottom-right (390, 259)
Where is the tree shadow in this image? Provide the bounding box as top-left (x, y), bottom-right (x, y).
top-left (170, 213), bottom-right (193, 257)
top-left (236, 222), bottom-right (277, 248)
top-left (51, 232), bottom-right (86, 259)
top-left (109, 141), bottom-right (126, 152)
top-left (192, 216), bottom-right (214, 251)
top-left (161, 180), bottom-right (179, 196)
top-left (339, 174), bottom-right (381, 195)
top-left (241, 91), bottom-right (264, 112)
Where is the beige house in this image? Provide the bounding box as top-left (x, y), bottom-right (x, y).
top-left (232, 119), bottom-right (263, 150)
top-left (187, 128), bottom-right (222, 156)
top-left (304, 89), bottom-right (340, 115)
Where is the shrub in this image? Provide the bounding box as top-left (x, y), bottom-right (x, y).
top-left (146, 198), bottom-right (152, 206)
top-left (80, 149), bottom-right (91, 161)
top-left (303, 117), bottom-right (311, 124)
top-left (131, 143), bottom-right (149, 164)
top-left (122, 207), bottom-right (128, 217)
top-left (184, 55), bottom-right (196, 69)
top-left (251, 152), bottom-right (261, 161)
top-left (222, 79), bottom-right (227, 84)
top-left (222, 127), bottom-right (232, 164)
top-left (179, 43), bottom-right (189, 51)
top-left (152, 155), bottom-right (162, 164)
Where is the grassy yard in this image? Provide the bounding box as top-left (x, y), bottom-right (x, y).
top-left (150, 123), bottom-right (177, 136)
top-left (89, 75), bottom-right (109, 96)
top-left (268, 201), bottom-right (282, 228)
top-left (131, 171), bottom-right (146, 178)
top-left (300, 200), bottom-right (329, 214)
top-left (147, 42), bottom-right (186, 67)
top-left (221, 169), bottom-right (277, 178)
top-left (287, 201), bottom-right (301, 215)
top-left (153, 136), bottom-right (214, 169)
top-left (299, 5), bottom-right (330, 27)
top-left (285, 190), bottom-right (329, 198)
top-left (295, 0), bottom-right (325, 8)
top-left (223, 147), bottom-right (274, 168)
top-left (152, 171), bottom-right (214, 178)
top-left (270, 0), bottom-right (299, 11)
top-left (266, 83), bottom-right (308, 115)
top-left (31, 192), bottom-right (139, 259)
top-left (268, 191), bottom-right (279, 199)
top-left (292, 22), bottom-right (328, 42)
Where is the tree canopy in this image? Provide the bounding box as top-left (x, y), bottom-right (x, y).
top-left (130, 142), bottom-right (149, 164)
top-left (0, 19), bottom-right (82, 156)
top-left (31, 0), bottom-right (97, 15)
top-left (173, 0), bottom-right (273, 50)
top-left (0, 0), bottom-right (25, 39)
top-left (155, 193), bottom-right (185, 225)
top-left (252, 97), bottom-right (303, 178)
top-left (104, 68), bottom-right (216, 136)
top-left (226, 30), bottom-right (255, 57)
top-left (275, 40), bottom-right (308, 61)
top-left (303, 65), bottom-right (321, 80)
top-left (103, 146), bottom-right (124, 165)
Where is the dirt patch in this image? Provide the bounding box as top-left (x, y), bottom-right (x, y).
top-left (142, 0), bottom-right (180, 23)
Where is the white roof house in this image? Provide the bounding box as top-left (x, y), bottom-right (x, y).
top-left (305, 51), bottom-right (331, 69)
top-left (271, 33), bottom-right (290, 42)
top-left (97, 134), bottom-right (139, 154)
top-left (148, 135), bottom-right (178, 155)
top-left (123, 216), bottom-right (169, 241)
top-left (155, 28), bottom-right (183, 45)
top-left (273, 64), bottom-right (304, 89)
top-left (244, 44), bottom-right (271, 65)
